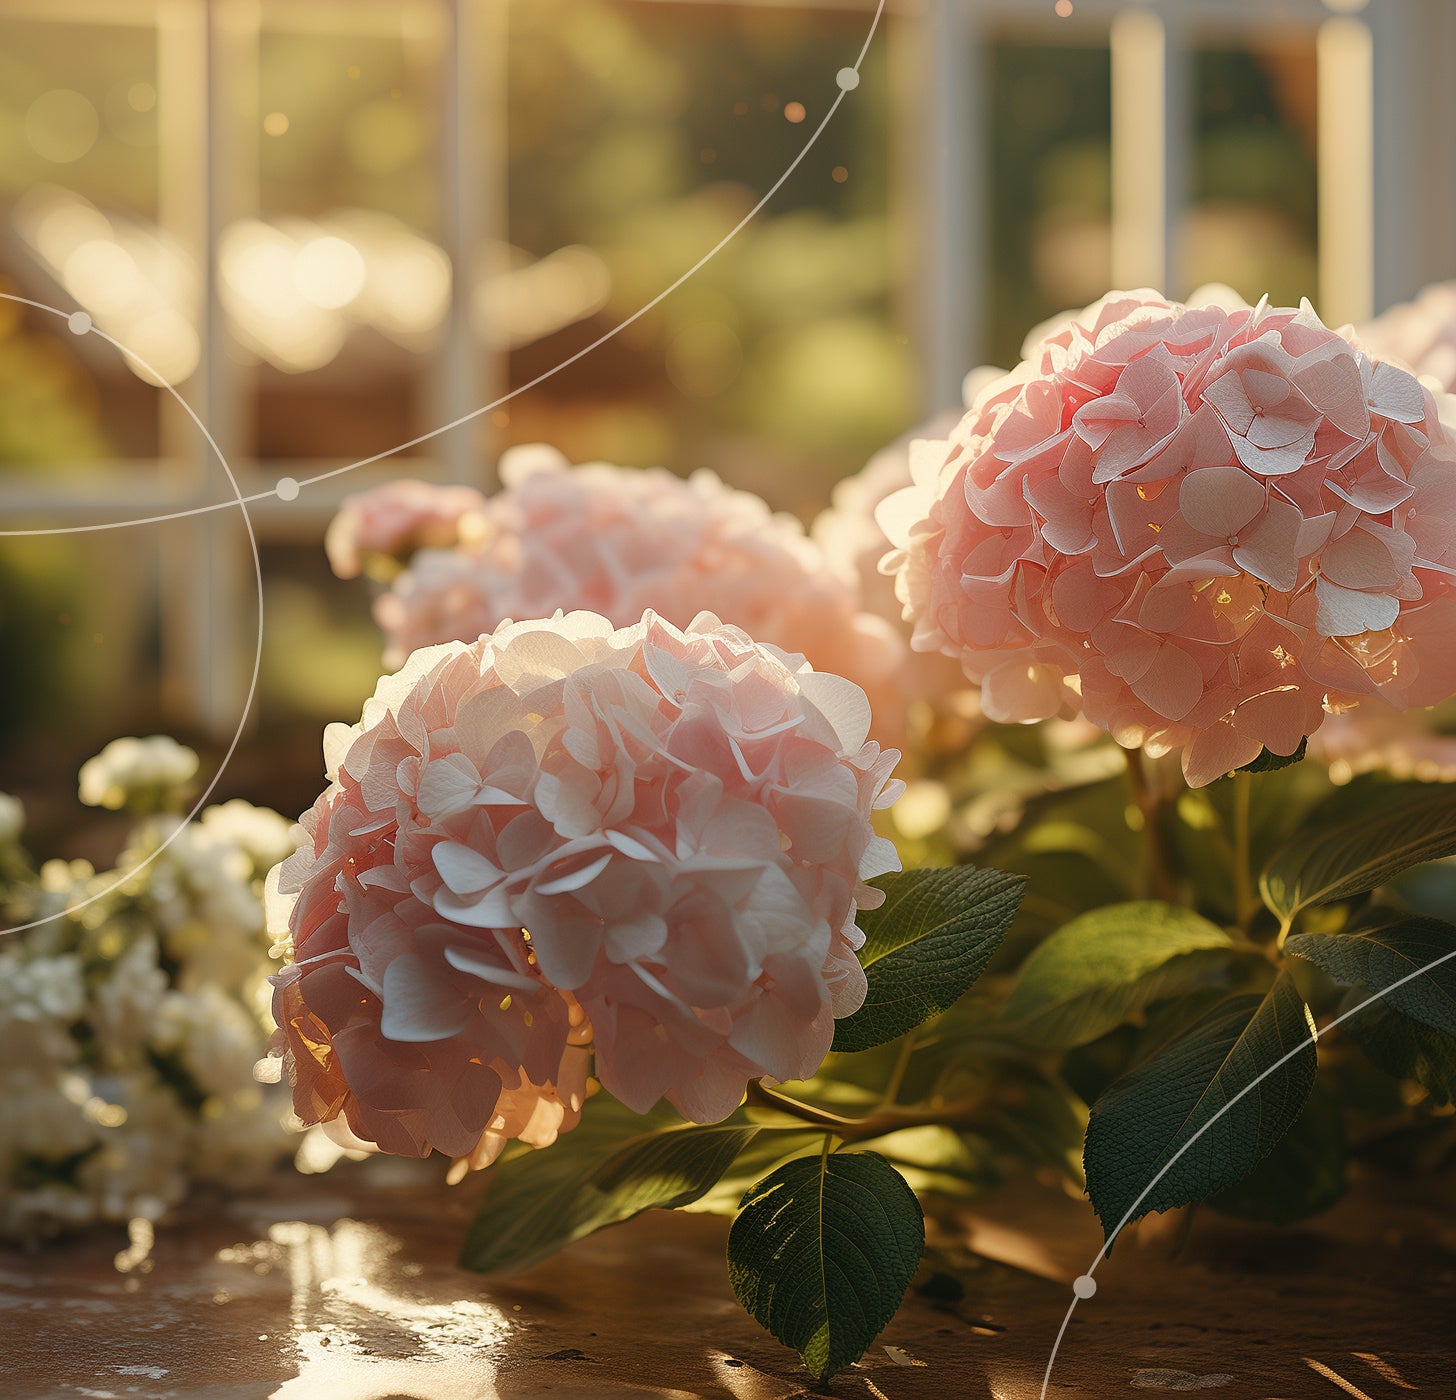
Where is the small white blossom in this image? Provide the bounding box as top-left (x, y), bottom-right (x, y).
top-left (0, 953), bottom-right (85, 1023)
top-left (152, 987), bottom-right (263, 1099)
top-left (199, 799), bottom-right (302, 880)
top-left (90, 935), bottom-right (168, 1059)
top-left (78, 736), bottom-right (199, 813)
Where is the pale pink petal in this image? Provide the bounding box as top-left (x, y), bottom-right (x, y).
top-left (1369, 360), bottom-right (1426, 424)
top-left (379, 955), bottom-right (471, 1043)
top-left (1315, 578), bottom-right (1401, 636)
top-left (1179, 466), bottom-right (1265, 538)
top-left (980, 660), bottom-right (1066, 722)
top-left (1292, 343), bottom-right (1369, 438)
top-left (1230, 421), bottom-right (1317, 476)
top-left (1183, 720), bottom-right (1265, 787)
top-left (1129, 641), bottom-right (1204, 720)
top-left (1321, 526), bottom-right (1407, 590)
top-left (1234, 498), bottom-right (1305, 591)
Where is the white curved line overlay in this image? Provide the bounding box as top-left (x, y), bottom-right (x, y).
top-left (1039, 942), bottom-right (1456, 1397)
top-left (1, 302), bottom-right (263, 937)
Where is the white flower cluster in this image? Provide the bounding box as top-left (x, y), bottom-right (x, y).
top-left (77, 735), bottom-right (199, 814)
top-left (0, 744), bottom-right (302, 1241)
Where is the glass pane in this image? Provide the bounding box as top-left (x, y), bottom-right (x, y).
top-left (0, 7), bottom-right (170, 469)
top-left (1184, 35), bottom-right (1318, 306)
top-left (252, 540), bottom-right (387, 797)
top-left (984, 37), bottom-right (1112, 369)
top-left (243, 0), bottom-right (454, 469)
top-left (1, 517), bottom-right (176, 853)
top-left (502, 0), bottom-right (905, 518)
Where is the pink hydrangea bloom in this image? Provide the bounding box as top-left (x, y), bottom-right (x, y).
top-left (325, 479), bottom-right (488, 580)
top-left (373, 446), bottom-right (908, 740)
top-left (1359, 281), bottom-right (1456, 394)
top-left (879, 289), bottom-right (1456, 787)
top-left (814, 411), bottom-right (975, 719)
top-left (267, 610), bottom-right (902, 1171)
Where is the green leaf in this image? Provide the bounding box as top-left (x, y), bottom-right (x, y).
top-left (728, 1149), bottom-right (923, 1382)
top-left (1286, 913), bottom-right (1456, 1036)
top-left (871, 1124), bottom-right (997, 1199)
top-left (1259, 785), bottom-right (1456, 922)
top-left (1208, 1083), bottom-right (1347, 1224)
top-left (677, 1128), bottom-right (826, 1216)
top-left (831, 866), bottom-right (1025, 1054)
top-left (1235, 738), bottom-right (1308, 775)
top-left (1083, 973), bottom-right (1316, 1244)
top-left (1002, 901), bottom-right (1234, 1048)
top-left (460, 1101), bottom-right (768, 1275)
top-left (1339, 991), bottom-right (1456, 1106)
top-left (973, 1066), bottom-right (1089, 1188)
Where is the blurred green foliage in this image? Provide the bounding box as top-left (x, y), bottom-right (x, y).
top-left (987, 43), bottom-right (1112, 368)
top-left (503, 0), bottom-right (910, 510)
top-left (0, 289), bottom-right (116, 748)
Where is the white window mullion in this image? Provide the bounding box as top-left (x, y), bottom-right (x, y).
top-left (1316, 9), bottom-right (1374, 326)
top-left (1365, 0), bottom-right (1455, 316)
top-left (909, 0), bottom-right (979, 412)
top-left (157, 0), bottom-right (254, 737)
top-left (1110, 7), bottom-right (1170, 295)
top-left (431, 0), bottom-right (506, 493)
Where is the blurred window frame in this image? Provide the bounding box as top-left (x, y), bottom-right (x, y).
top-left (1, 0), bottom-right (1451, 736)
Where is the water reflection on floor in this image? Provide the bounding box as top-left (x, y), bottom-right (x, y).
top-left (229, 1219), bottom-right (509, 1400)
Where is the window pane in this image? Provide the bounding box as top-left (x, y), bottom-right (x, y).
top-left (1184, 35), bottom-right (1318, 306)
top-left (0, 8), bottom-right (170, 468)
top-left (245, 0), bottom-right (456, 469)
top-left (502, 0), bottom-right (906, 518)
top-left (985, 37), bottom-right (1112, 369)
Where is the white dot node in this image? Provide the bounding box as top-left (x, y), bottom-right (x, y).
top-left (68, 311), bottom-right (92, 335)
top-left (275, 476), bottom-right (300, 501)
top-left (836, 68), bottom-right (860, 92)
top-left (1072, 1274), bottom-right (1097, 1300)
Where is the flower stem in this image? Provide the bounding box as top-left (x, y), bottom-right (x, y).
top-left (877, 1033), bottom-right (917, 1111)
top-left (746, 1079), bottom-right (988, 1145)
top-left (1126, 750), bottom-right (1177, 903)
top-left (745, 1081), bottom-right (862, 1132)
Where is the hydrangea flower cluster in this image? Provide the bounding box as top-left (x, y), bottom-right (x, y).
top-left (325, 478), bottom-right (488, 581)
top-left (880, 290), bottom-right (1456, 786)
top-left (0, 748), bottom-right (298, 1240)
top-left (812, 371), bottom-right (1008, 719)
top-left (267, 610), bottom-right (902, 1175)
top-left (354, 446), bottom-right (908, 740)
top-left (1359, 280), bottom-right (1456, 394)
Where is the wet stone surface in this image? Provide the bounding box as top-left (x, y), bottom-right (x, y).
top-left (3, 1157), bottom-right (1452, 1399)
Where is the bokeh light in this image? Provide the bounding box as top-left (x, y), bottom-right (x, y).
top-left (25, 89), bottom-right (99, 164)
